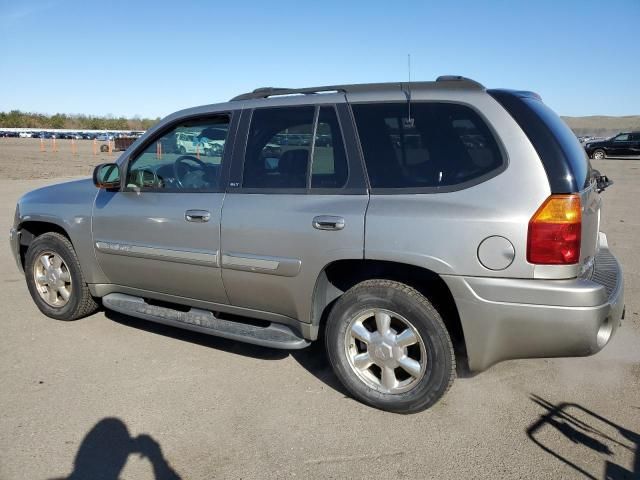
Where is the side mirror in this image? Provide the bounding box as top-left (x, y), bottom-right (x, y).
top-left (93, 163), bottom-right (121, 189)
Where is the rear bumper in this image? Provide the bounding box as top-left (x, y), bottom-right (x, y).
top-left (443, 237), bottom-right (624, 372)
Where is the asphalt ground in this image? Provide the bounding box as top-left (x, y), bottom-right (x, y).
top-left (0, 150), bottom-right (638, 479)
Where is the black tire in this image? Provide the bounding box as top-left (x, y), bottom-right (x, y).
top-left (325, 279), bottom-right (455, 413)
top-left (100, 144), bottom-right (109, 152)
top-left (592, 149), bottom-right (606, 160)
top-left (178, 146), bottom-right (186, 154)
top-left (24, 232), bottom-right (99, 321)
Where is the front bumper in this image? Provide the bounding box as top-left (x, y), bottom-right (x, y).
top-left (9, 227), bottom-right (23, 273)
top-left (443, 237), bottom-right (624, 372)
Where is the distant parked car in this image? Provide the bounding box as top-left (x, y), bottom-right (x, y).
top-left (315, 134), bottom-right (332, 147)
top-left (175, 132), bottom-right (224, 156)
top-left (18, 132), bottom-right (32, 138)
top-left (584, 132), bottom-right (640, 159)
top-left (96, 134), bottom-right (114, 141)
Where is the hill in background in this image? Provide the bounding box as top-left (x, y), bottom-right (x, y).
top-left (562, 115), bottom-right (640, 137)
top-left (1, 109), bottom-right (639, 138)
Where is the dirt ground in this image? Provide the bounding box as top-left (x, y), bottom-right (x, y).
top-left (0, 137), bottom-right (119, 180)
top-left (0, 139), bottom-right (639, 479)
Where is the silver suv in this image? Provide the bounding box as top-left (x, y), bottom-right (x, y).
top-left (9, 76), bottom-right (624, 413)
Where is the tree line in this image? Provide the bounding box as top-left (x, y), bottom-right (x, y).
top-left (0, 110), bottom-right (160, 131)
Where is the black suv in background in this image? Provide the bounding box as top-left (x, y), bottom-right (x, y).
top-left (584, 132), bottom-right (640, 159)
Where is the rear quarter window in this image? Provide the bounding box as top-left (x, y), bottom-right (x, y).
top-left (522, 97), bottom-right (590, 189)
top-left (351, 102), bottom-right (504, 191)
top-left (488, 90), bottom-right (591, 193)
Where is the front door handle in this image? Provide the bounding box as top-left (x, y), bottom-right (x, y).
top-left (185, 210), bottom-right (211, 223)
top-left (312, 215), bottom-right (345, 231)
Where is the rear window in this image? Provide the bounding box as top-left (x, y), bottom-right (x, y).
top-left (351, 102), bottom-right (504, 190)
top-left (489, 90), bottom-right (591, 193)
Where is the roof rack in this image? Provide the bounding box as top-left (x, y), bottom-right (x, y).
top-left (231, 85), bottom-right (348, 101)
top-left (230, 75), bottom-right (484, 101)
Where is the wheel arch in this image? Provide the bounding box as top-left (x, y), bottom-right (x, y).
top-left (310, 259), bottom-right (468, 364)
top-left (18, 220), bottom-right (73, 269)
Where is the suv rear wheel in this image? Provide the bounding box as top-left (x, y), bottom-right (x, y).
top-left (592, 149), bottom-right (606, 160)
top-left (24, 232), bottom-right (99, 321)
top-left (325, 279), bottom-right (455, 413)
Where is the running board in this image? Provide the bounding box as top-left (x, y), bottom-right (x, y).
top-left (102, 293), bottom-right (310, 350)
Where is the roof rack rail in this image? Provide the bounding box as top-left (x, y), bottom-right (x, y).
top-left (230, 76), bottom-right (484, 101)
top-left (230, 85), bottom-right (347, 101)
top-left (435, 75), bottom-right (484, 88)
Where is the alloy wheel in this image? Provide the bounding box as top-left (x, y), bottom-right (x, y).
top-left (344, 308), bottom-right (427, 394)
top-left (33, 251), bottom-right (72, 307)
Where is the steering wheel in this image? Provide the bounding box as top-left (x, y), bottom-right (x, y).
top-left (173, 155), bottom-right (207, 188)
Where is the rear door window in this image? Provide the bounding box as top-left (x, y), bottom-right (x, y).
top-left (242, 105), bottom-right (348, 190)
top-left (243, 106), bottom-right (314, 189)
top-left (351, 102), bottom-right (504, 190)
top-left (311, 106), bottom-right (348, 188)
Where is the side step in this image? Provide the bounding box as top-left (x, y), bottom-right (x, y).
top-left (102, 293), bottom-right (310, 350)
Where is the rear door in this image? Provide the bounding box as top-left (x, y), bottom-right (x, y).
top-left (630, 133), bottom-right (640, 157)
top-left (92, 113), bottom-right (235, 303)
top-left (220, 100), bottom-right (368, 322)
top-left (610, 133), bottom-right (631, 157)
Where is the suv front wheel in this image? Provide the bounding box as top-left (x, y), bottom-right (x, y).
top-left (325, 279), bottom-right (455, 413)
top-left (24, 232), bottom-right (99, 321)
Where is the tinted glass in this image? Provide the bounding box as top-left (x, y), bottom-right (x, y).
top-left (352, 103), bottom-right (503, 189)
top-left (127, 117), bottom-right (229, 191)
top-left (613, 134), bottom-right (629, 141)
top-left (243, 106), bottom-right (314, 189)
top-left (520, 97), bottom-right (590, 190)
top-left (311, 106), bottom-right (348, 188)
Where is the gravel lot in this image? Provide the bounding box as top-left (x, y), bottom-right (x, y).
top-left (0, 139), bottom-right (638, 479)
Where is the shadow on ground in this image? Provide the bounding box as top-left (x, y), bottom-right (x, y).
top-left (527, 394), bottom-right (640, 479)
top-left (49, 417), bottom-right (181, 480)
top-left (104, 310), bottom-right (350, 396)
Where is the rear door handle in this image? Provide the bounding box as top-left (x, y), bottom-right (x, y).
top-left (185, 210), bottom-right (211, 223)
top-left (312, 215), bottom-right (345, 231)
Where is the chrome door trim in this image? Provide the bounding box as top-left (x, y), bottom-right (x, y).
top-left (221, 252), bottom-right (301, 277)
top-left (95, 241), bottom-right (219, 267)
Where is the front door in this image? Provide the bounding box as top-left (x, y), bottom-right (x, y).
top-left (220, 102), bottom-right (369, 322)
top-left (92, 114), bottom-right (234, 304)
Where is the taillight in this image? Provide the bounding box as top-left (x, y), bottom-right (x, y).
top-left (527, 194), bottom-right (581, 265)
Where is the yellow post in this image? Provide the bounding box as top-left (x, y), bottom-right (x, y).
top-left (93, 138), bottom-right (97, 155)
top-left (52, 137), bottom-right (57, 152)
top-left (196, 144), bottom-right (200, 160)
top-left (40, 137), bottom-right (45, 152)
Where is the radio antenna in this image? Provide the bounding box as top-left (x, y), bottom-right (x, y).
top-left (404, 53), bottom-right (414, 128)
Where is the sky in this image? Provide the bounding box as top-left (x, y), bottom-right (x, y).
top-left (0, 0), bottom-right (638, 119)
